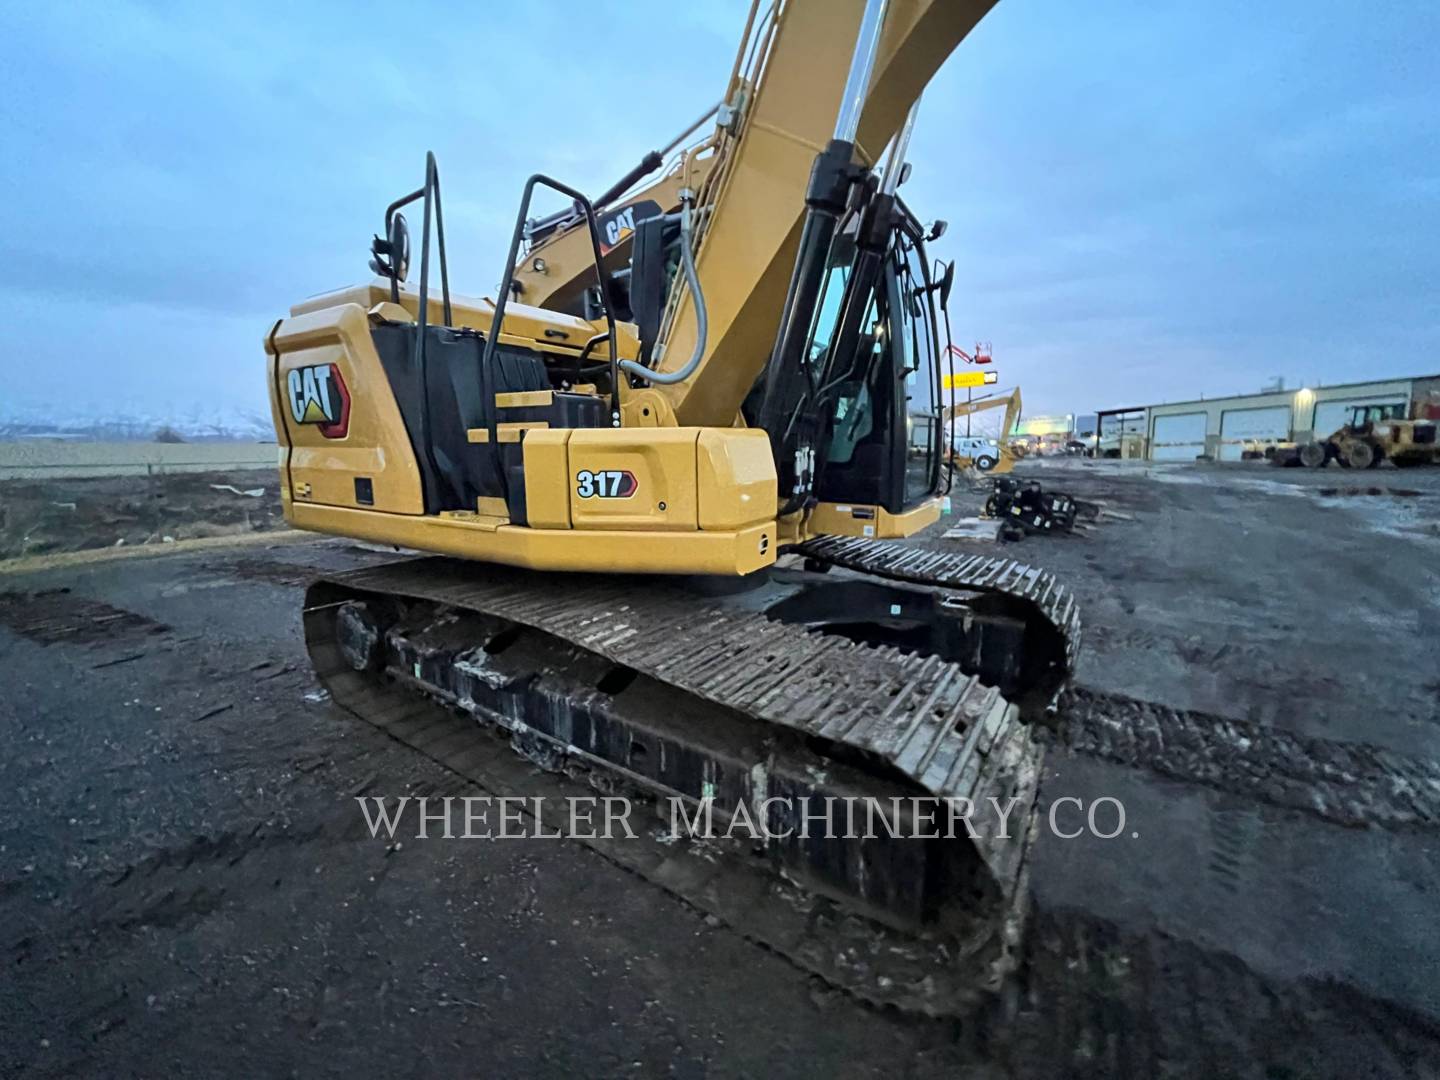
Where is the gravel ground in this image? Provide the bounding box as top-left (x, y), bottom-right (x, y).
top-left (2, 460), bottom-right (1439, 1077)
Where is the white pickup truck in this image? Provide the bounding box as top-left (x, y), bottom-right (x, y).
top-left (952, 435), bottom-right (1000, 471)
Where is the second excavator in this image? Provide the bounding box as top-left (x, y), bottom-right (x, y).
top-left (264, 0), bottom-right (1080, 1009)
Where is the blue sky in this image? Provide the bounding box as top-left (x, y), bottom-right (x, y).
top-left (2, 0), bottom-right (1436, 421)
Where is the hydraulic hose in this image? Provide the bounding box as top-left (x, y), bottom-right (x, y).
top-left (617, 197), bottom-right (707, 386)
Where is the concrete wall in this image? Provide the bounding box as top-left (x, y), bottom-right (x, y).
top-left (1145, 378), bottom-right (1419, 459)
top-left (0, 441), bottom-right (279, 480)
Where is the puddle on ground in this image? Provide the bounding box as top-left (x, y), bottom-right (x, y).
top-left (1317, 486), bottom-right (1424, 498)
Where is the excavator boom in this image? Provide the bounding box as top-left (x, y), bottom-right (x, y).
top-left (642, 0), bottom-right (998, 428)
top-left (947, 387), bottom-right (1024, 473)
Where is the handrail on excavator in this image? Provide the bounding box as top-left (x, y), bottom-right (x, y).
top-left (486, 175), bottom-right (622, 445)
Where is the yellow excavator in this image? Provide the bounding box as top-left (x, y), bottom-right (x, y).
top-left (264, 0), bottom-right (1079, 1005)
top-left (945, 387), bottom-right (1024, 474)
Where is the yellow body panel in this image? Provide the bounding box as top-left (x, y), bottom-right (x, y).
top-left (267, 303), bottom-right (424, 515)
top-left (468, 423), bottom-right (550, 444)
top-left (696, 429), bottom-right (776, 530)
top-left (266, 296), bottom-right (786, 575)
top-left (289, 281), bottom-right (642, 362)
top-left (288, 500), bottom-right (775, 576)
top-left (522, 430), bottom-right (573, 529)
top-left (496, 390), bottom-right (554, 408)
top-left (803, 498), bottom-right (941, 540)
top-left (567, 428), bottom-right (700, 531)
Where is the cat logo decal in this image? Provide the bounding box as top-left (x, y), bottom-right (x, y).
top-left (287, 363), bottom-right (350, 439)
top-left (598, 199), bottom-right (662, 255)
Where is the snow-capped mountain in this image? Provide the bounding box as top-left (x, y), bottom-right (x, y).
top-left (0, 402), bottom-right (274, 443)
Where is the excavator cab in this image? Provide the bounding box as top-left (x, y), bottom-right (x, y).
top-left (806, 206), bottom-right (944, 517)
top-left (592, 177), bottom-right (947, 528)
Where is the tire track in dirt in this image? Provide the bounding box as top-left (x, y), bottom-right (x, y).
top-left (1051, 687), bottom-right (1440, 833)
top-left (999, 904), bottom-right (1440, 1079)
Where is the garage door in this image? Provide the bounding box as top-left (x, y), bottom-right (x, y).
top-left (1219, 405), bottom-right (1292, 461)
top-left (1312, 397), bottom-right (1407, 439)
top-left (1150, 412), bottom-right (1208, 461)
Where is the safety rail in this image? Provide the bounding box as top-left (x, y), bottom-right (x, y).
top-left (486, 174), bottom-right (620, 448)
top-left (376, 152), bottom-right (453, 497)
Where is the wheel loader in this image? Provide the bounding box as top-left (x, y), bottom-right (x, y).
top-left (264, 0), bottom-right (1080, 1010)
top-left (1296, 403), bottom-right (1440, 469)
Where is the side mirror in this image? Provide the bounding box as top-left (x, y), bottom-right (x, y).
top-left (925, 219), bottom-right (948, 242)
top-left (898, 162), bottom-right (913, 187)
top-left (370, 212), bottom-right (411, 283)
top-left (939, 259), bottom-right (956, 309)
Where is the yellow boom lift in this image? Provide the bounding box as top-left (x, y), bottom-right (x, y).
top-left (264, 0), bottom-right (1079, 1003)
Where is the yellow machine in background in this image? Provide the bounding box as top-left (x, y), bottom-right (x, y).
top-left (945, 387), bottom-right (1023, 474)
top-left (1296, 402), bottom-right (1440, 469)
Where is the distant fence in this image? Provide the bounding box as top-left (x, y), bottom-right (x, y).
top-left (0, 441), bottom-right (279, 480)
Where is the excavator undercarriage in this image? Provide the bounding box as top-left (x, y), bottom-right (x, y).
top-left (305, 539), bottom-right (1077, 1012)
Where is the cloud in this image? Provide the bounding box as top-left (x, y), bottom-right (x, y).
top-left (0, 0), bottom-right (1436, 423)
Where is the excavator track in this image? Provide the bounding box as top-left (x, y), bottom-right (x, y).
top-left (789, 535), bottom-right (1082, 709)
top-left (302, 546), bottom-right (1080, 1015)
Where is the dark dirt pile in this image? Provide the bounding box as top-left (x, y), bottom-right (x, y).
top-left (0, 471), bottom-right (286, 560)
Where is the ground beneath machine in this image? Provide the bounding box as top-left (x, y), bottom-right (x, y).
top-left (3, 460), bottom-right (1440, 1076)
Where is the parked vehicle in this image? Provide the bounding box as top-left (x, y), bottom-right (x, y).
top-left (945, 387), bottom-right (1022, 473)
top-left (1293, 403), bottom-right (1439, 469)
top-left (952, 435), bottom-right (1001, 471)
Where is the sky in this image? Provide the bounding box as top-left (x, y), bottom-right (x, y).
top-left (1, 0), bottom-right (1436, 422)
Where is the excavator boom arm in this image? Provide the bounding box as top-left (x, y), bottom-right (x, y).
top-left (639, 0), bottom-right (998, 427)
top-left (946, 388), bottom-right (1024, 472)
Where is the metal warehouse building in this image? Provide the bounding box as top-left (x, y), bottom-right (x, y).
top-left (1144, 373), bottom-right (1440, 461)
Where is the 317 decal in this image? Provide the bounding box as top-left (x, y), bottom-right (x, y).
top-left (576, 469), bottom-right (637, 499)
top-left (287, 363), bottom-right (350, 439)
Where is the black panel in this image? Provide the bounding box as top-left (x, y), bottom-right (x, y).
top-left (354, 477), bottom-right (374, 506)
top-left (492, 347), bottom-right (550, 395)
top-left (370, 322), bottom-right (605, 517)
top-left (627, 213), bottom-right (676, 364)
top-left (371, 323), bottom-right (500, 512)
top-left (499, 392), bottom-right (604, 429)
top-left (502, 444), bottom-right (529, 525)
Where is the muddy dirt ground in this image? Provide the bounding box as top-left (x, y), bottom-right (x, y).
top-left (0, 469), bottom-right (284, 560)
top-left (2, 461), bottom-right (1439, 1077)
